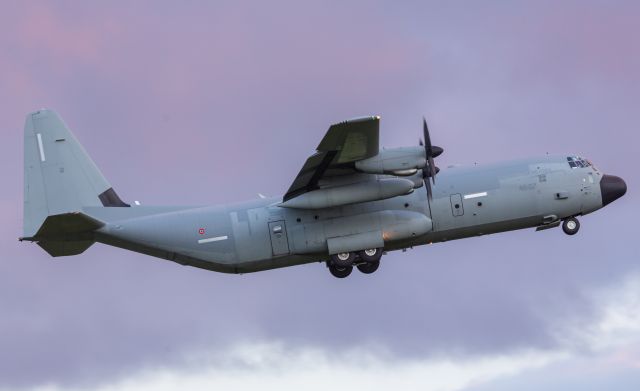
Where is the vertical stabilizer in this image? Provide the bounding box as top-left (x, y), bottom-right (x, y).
top-left (23, 109), bottom-right (128, 239)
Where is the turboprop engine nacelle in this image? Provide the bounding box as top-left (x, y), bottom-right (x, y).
top-left (355, 146), bottom-right (426, 176)
top-left (280, 178), bottom-right (415, 209)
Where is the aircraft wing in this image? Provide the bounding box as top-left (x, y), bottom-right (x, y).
top-left (283, 116), bottom-right (380, 201)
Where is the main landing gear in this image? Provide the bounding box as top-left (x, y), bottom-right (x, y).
top-left (327, 248), bottom-right (383, 278)
top-left (562, 217), bottom-right (580, 235)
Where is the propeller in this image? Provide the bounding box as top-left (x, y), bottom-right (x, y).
top-left (419, 117), bottom-right (443, 200)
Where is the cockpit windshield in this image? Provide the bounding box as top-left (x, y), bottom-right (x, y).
top-left (567, 156), bottom-right (592, 169)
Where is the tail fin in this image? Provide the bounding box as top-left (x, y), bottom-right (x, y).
top-left (23, 109), bottom-right (128, 254)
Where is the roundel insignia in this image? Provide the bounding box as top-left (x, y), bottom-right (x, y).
top-left (198, 228), bottom-right (205, 235)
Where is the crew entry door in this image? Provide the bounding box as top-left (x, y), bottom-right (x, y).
top-left (268, 221), bottom-right (290, 256)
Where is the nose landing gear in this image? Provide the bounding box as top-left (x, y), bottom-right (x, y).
top-left (562, 217), bottom-right (580, 235)
top-left (327, 248), bottom-right (383, 278)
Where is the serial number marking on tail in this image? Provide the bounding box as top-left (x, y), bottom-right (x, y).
top-left (36, 133), bottom-right (46, 162)
top-left (464, 191), bottom-right (488, 199)
top-left (197, 235), bottom-right (228, 244)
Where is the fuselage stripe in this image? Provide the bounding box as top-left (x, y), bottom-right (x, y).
top-left (464, 191), bottom-right (487, 199)
top-left (198, 235), bottom-right (228, 244)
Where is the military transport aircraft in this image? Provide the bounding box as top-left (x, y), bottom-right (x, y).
top-left (20, 110), bottom-right (627, 278)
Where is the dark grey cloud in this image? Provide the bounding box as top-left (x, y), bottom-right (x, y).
top-left (0, 1), bottom-right (638, 389)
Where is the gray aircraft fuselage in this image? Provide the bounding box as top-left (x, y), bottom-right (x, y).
top-left (87, 156), bottom-right (619, 273)
top-left (21, 110), bottom-right (627, 277)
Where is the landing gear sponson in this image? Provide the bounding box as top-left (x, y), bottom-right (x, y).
top-left (327, 248), bottom-right (383, 278)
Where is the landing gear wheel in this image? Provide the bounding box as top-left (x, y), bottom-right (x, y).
top-left (358, 248), bottom-right (383, 263)
top-left (330, 252), bottom-right (355, 267)
top-left (562, 217), bottom-right (580, 235)
top-left (357, 261), bottom-right (380, 274)
top-left (329, 264), bottom-right (353, 278)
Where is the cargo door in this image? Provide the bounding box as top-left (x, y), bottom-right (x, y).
top-left (450, 193), bottom-right (464, 217)
top-left (268, 221), bottom-right (290, 256)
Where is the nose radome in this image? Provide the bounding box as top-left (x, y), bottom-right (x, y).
top-left (600, 174), bottom-right (627, 207)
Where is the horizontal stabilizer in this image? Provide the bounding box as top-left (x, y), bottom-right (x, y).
top-left (38, 240), bottom-right (94, 257)
top-left (20, 212), bottom-right (104, 258)
top-left (35, 212), bottom-right (104, 239)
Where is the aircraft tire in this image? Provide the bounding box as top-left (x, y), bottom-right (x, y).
top-left (329, 264), bottom-right (353, 278)
top-left (331, 252), bottom-right (355, 267)
top-left (357, 261), bottom-right (380, 274)
top-left (358, 248), bottom-right (383, 263)
top-left (562, 217), bottom-right (580, 235)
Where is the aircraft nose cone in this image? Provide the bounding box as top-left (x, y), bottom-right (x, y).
top-left (600, 174), bottom-right (627, 207)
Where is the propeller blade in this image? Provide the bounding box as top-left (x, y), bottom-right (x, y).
top-left (421, 116), bottom-right (442, 199)
top-left (422, 118), bottom-right (444, 157)
top-left (428, 155), bottom-right (436, 185)
top-left (432, 146), bottom-right (444, 158)
top-left (424, 174), bottom-right (433, 200)
top-left (423, 117), bottom-right (432, 155)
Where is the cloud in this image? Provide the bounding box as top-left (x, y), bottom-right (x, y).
top-left (10, 273), bottom-right (640, 391)
top-left (463, 274), bottom-right (640, 391)
top-left (13, 342), bottom-right (564, 391)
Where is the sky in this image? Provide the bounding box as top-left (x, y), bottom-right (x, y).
top-left (0, 1), bottom-right (638, 390)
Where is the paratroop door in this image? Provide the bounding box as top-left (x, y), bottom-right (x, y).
top-left (268, 221), bottom-right (290, 256)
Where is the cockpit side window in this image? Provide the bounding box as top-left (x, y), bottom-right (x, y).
top-left (567, 156), bottom-right (591, 169)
